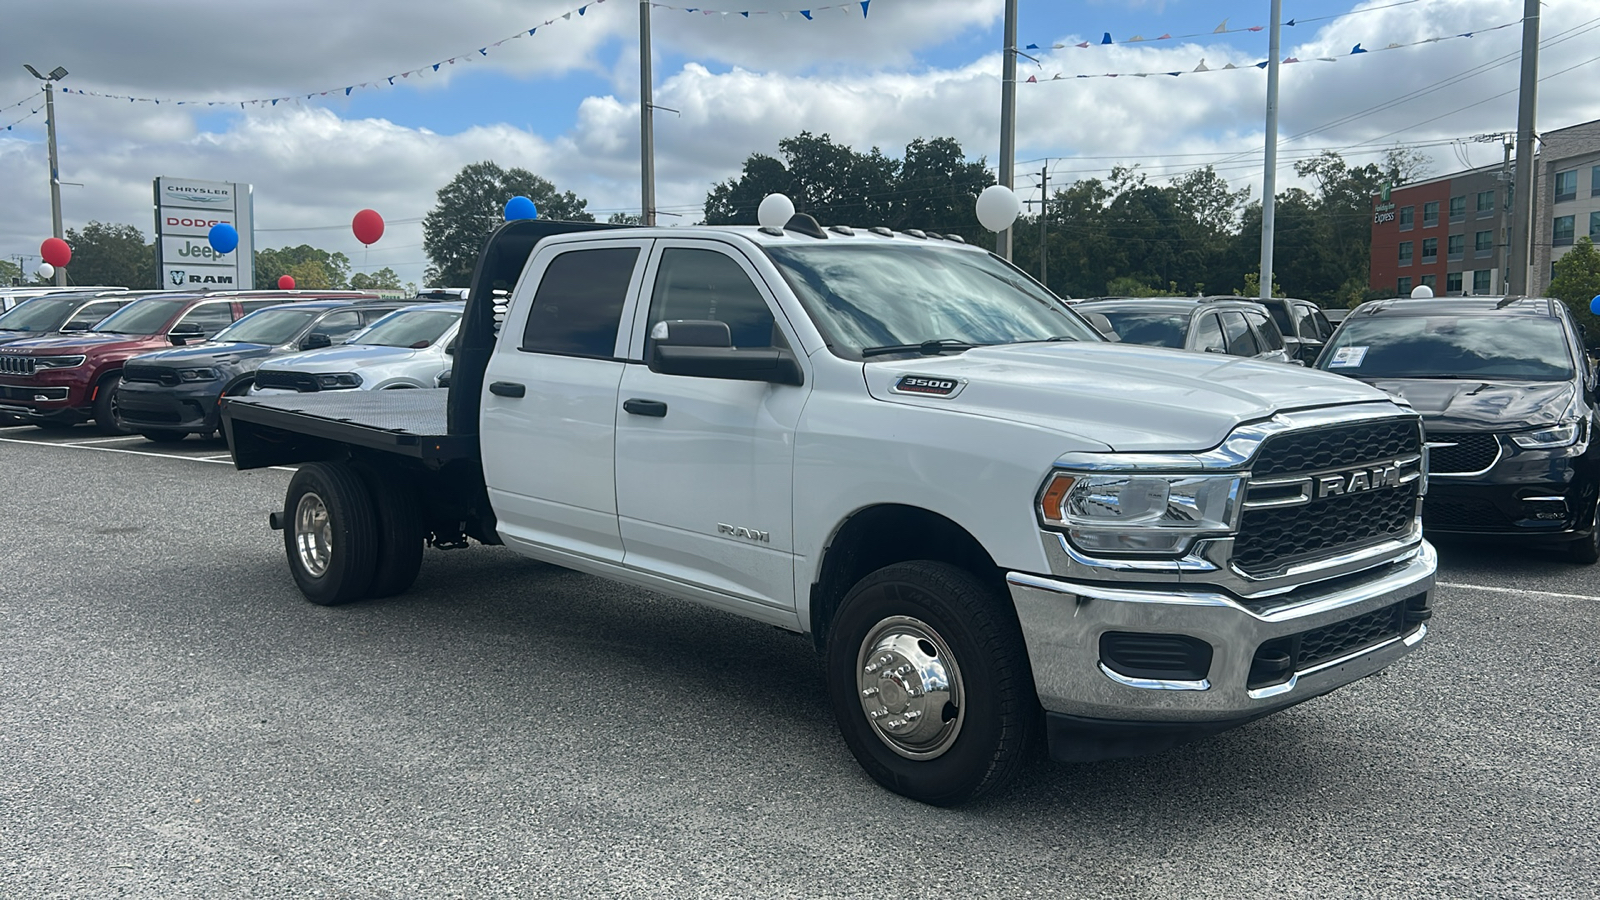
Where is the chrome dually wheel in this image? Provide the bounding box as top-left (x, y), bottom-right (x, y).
top-left (857, 616), bottom-right (965, 760)
top-left (282, 462), bottom-right (379, 605)
top-left (294, 491), bottom-right (333, 577)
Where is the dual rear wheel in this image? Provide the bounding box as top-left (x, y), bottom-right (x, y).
top-left (282, 461), bottom-right (424, 605)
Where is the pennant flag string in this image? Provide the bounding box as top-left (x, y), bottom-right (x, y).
top-left (1024, 0), bottom-right (1424, 51)
top-left (55, 0), bottom-right (882, 109)
top-left (1, 90), bottom-right (43, 115)
top-left (3, 105), bottom-right (45, 132)
top-left (1022, 17), bottom-right (1518, 84)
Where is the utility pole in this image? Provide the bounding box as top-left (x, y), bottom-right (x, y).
top-left (997, 0), bottom-right (1017, 259)
top-left (1499, 136), bottom-right (1513, 292)
top-left (24, 64), bottom-right (69, 285)
top-left (1038, 164), bottom-right (1048, 286)
top-left (1258, 0), bottom-right (1282, 300)
top-left (639, 0), bottom-right (656, 226)
top-left (1506, 0), bottom-right (1539, 295)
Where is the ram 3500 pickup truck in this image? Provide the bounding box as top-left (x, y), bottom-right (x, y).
top-left (223, 217), bottom-right (1435, 805)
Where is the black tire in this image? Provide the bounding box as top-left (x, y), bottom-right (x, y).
top-left (139, 430), bottom-right (188, 443)
top-left (1569, 527), bottom-right (1600, 564)
top-left (92, 375), bottom-right (132, 436)
top-left (282, 462), bottom-right (379, 605)
top-left (826, 561), bottom-right (1037, 806)
top-left (32, 418), bottom-right (77, 431)
top-left (353, 462), bottom-right (425, 599)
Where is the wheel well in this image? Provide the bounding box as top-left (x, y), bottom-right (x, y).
top-left (809, 504), bottom-right (1003, 651)
top-left (93, 369), bottom-right (122, 400)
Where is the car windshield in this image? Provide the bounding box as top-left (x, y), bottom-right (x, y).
top-left (764, 243), bottom-right (1098, 358)
top-left (0, 296), bottom-right (86, 332)
top-left (1096, 311), bottom-right (1189, 348)
top-left (351, 307), bottom-right (460, 348)
top-left (91, 296), bottom-right (193, 335)
top-left (213, 308), bottom-right (320, 345)
top-left (1319, 314), bottom-right (1575, 381)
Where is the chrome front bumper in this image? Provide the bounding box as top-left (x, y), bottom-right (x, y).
top-left (1008, 540), bottom-right (1435, 723)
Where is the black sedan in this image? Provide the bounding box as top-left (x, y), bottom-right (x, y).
top-left (1317, 297), bottom-right (1600, 562)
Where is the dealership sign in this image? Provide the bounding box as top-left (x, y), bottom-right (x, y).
top-left (154, 176), bottom-right (254, 290)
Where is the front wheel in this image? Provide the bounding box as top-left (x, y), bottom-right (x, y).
top-left (282, 462), bottom-right (379, 605)
top-left (1569, 527), bottom-right (1600, 564)
top-left (140, 430), bottom-right (188, 443)
top-left (93, 375), bottom-right (132, 436)
top-left (826, 561), bottom-right (1037, 806)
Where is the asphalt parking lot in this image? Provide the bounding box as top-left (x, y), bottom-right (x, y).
top-left (2, 423), bottom-right (1597, 899)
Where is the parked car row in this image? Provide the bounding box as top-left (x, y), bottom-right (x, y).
top-left (0, 289), bottom-right (465, 439)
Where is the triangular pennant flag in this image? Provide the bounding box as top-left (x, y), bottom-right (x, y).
top-left (1247, 26), bottom-right (1263, 32)
top-left (529, 27), bottom-right (537, 34)
top-left (1156, 33), bottom-right (1171, 40)
top-left (1214, 19), bottom-right (1228, 33)
top-left (1052, 74), bottom-right (1062, 79)
top-left (1052, 43), bottom-right (1064, 48)
top-left (1166, 72), bottom-right (1181, 77)
top-left (1193, 59), bottom-right (1210, 72)
top-left (479, 48), bottom-right (488, 55)
top-left (1254, 60), bottom-right (1268, 68)
top-left (1386, 43), bottom-right (1402, 49)
top-left (1284, 56), bottom-right (1300, 63)
top-left (1075, 41), bottom-right (1090, 48)
top-left (387, 76), bottom-right (395, 85)
top-left (433, 63), bottom-right (441, 71)
top-left (1458, 32), bottom-right (1473, 38)
top-left (1128, 35), bottom-right (1145, 42)
top-left (1026, 43), bottom-right (1038, 50)
top-left (801, 10), bottom-right (812, 20)
top-left (1100, 32), bottom-right (1112, 44)
top-left (781, 11), bottom-right (790, 19)
top-left (859, 0), bottom-right (869, 14)
top-left (1223, 62), bottom-right (1238, 69)
top-left (742, 11), bottom-right (750, 16)
top-left (345, 87), bottom-right (353, 95)
top-left (1318, 57), bottom-right (1336, 62)
top-left (579, 5), bottom-right (588, 14)
top-left (1025, 75), bottom-right (1037, 83)
top-left (272, 98), bottom-right (279, 105)
top-left (1285, 18), bottom-right (1296, 26)
top-left (1350, 43), bottom-right (1366, 53)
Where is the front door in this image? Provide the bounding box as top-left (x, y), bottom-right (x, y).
top-left (613, 241), bottom-right (810, 612)
top-left (481, 241), bottom-right (651, 563)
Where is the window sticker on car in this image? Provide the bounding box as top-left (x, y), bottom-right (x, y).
top-left (1329, 346), bottom-right (1368, 368)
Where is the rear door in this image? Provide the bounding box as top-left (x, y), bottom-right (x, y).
top-left (1218, 310), bottom-right (1260, 358)
top-left (1243, 309), bottom-right (1291, 363)
top-left (480, 240), bottom-right (652, 563)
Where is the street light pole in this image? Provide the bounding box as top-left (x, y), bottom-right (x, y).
top-left (1506, 0), bottom-right (1540, 295)
top-left (639, 0), bottom-right (656, 226)
top-left (1258, 0), bottom-right (1282, 301)
top-left (997, 0), bottom-right (1017, 259)
top-left (25, 64), bottom-right (69, 285)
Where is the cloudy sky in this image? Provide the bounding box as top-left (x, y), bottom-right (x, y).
top-left (2, 0), bottom-right (1598, 286)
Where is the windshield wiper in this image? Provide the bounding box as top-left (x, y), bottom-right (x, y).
top-left (861, 339), bottom-right (984, 358)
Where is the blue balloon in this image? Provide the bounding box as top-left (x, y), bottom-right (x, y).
top-left (504, 196), bottom-right (538, 221)
top-left (208, 222), bottom-right (238, 255)
top-left (1591, 294), bottom-right (1600, 316)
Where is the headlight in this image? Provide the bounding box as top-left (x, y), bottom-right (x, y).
top-left (316, 372), bottom-right (362, 389)
top-left (1038, 471), bottom-right (1242, 556)
top-left (177, 367), bottom-right (219, 382)
top-left (1510, 420), bottom-right (1580, 449)
top-left (34, 355), bottom-right (86, 369)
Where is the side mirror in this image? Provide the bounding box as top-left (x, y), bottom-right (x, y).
top-left (1084, 312), bottom-right (1119, 341)
top-left (652, 319), bottom-right (731, 348)
top-left (300, 332), bottom-right (333, 351)
top-left (60, 322), bottom-right (91, 332)
top-left (169, 322), bottom-right (205, 345)
top-left (648, 320), bottom-right (803, 386)
top-left (444, 340), bottom-right (456, 356)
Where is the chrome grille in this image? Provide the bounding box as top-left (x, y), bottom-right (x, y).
top-left (1426, 433), bottom-right (1500, 474)
top-left (0, 354), bottom-right (37, 376)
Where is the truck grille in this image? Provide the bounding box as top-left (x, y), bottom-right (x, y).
top-left (122, 364), bottom-right (180, 386)
top-left (1426, 433), bottom-right (1500, 474)
top-left (1248, 601), bottom-right (1413, 689)
top-left (254, 370), bottom-right (320, 392)
top-left (0, 355), bottom-right (37, 376)
top-left (1234, 418), bottom-right (1423, 578)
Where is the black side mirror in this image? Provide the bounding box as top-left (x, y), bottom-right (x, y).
top-left (444, 340), bottom-right (457, 356)
top-left (169, 322), bottom-right (205, 345)
top-left (60, 322), bottom-right (90, 332)
top-left (648, 319), bottom-right (803, 386)
top-left (300, 332), bottom-right (333, 351)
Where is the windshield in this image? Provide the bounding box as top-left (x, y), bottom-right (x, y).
top-left (1320, 314), bottom-right (1575, 381)
top-left (91, 296), bottom-right (193, 335)
top-left (1096, 310), bottom-right (1189, 348)
top-left (764, 244), bottom-right (1098, 358)
top-left (213, 308), bottom-right (320, 345)
top-left (351, 307), bottom-right (460, 348)
top-left (0, 296), bottom-right (85, 332)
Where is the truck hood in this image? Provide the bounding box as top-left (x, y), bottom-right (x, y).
top-left (862, 342), bottom-right (1399, 452)
top-left (1356, 378), bottom-right (1574, 432)
top-left (131, 341), bottom-right (275, 368)
top-left (0, 332), bottom-right (163, 354)
top-left (263, 344), bottom-right (421, 370)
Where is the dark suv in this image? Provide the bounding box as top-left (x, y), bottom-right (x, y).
top-left (1078, 296), bottom-right (1293, 363)
top-left (115, 298), bottom-right (418, 442)
top-left (1254, 296), bottom-right (1336, 363)
top-left (1317, 297), bottom-right (1600, 562)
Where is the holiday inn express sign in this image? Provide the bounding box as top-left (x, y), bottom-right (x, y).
top-left (153, 177), bottom-right (255, 289)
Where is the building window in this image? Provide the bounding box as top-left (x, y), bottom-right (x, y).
top-left (1399, 205), bottom-right (1414, 230)
top-left (1422, 237), bottom-right (1438, 262)
top-left (1591, 211), bottom-right (1600, 240)
top-left (1448, 234), bottom-right (1465, 260)
top-left (1592, 165), bottom-right (1600, 197)
top-left (1447, 272), bottom-right (1463, 293)
top-left (1399, 241), bottom-right (1413, 265)
top-left (1423, 201), bottom-right (1440, 227)
top-left (1555, 170), bottom-right (1578, 203)
top-left (1476, 190), bottom-right (1496, 214)
top-left (1421, 274), bottom-right (1437, 290)
top-left (1397, 277), bottom-right (1412, 296)
top-left (1449, 195), bottom-right (1466, 221)
top-left (1475, 230), bottom-right (1494, 256)
top-left (1554, 215), bottom-right (1575, 247)
top-left (1473, 270), bottom-right (1491, 294)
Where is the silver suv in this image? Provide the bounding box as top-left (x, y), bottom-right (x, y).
top-left (1079, 296), bottom-right (1295, 364)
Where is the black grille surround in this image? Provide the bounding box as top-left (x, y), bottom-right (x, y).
top-left (254, 370), bottom-right (321, 393)
top-left (1251, 417), bottom-right (1422, 477)
top-left (1423, 494), bottom-right (1514, 530)
top-left (1248, 600), bottom-right (1419, 690)
top-left (121, 364), bottom-right (180, 386)
top-left (1426, 432), bottom-right (1500, 474)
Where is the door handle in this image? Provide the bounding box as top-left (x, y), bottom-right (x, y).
top-left (489, 381), bottom-right (526, 398)
top-left (623, 398), bottom-right (668, 417)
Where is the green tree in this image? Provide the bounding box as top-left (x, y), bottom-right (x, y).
top-left (1550, 237), bottom-right (1600, 346)
top-left (61, 221), bottom-right (157, 288)
top-left (254, 245), bottom-right (351, 290)
top-left (607, 212), bottom-right (643, 225)
top-left (423, 161), bottom-right (593, 286)
top-left (350, 267), bottom-right (404, 291)
top-left (0, 258), bottom-right (20, 286)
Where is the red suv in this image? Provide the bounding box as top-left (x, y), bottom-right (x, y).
top-left (0, 290), bottom-right (374, 434)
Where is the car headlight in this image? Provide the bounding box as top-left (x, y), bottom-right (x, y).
top-left (316, 372), bottom-right (362, 389)
top-left (1510, 420), bottom-right (1581, 449)
top-left (1038, 471), bottom-right (1242, 556)
top-left (177, 367), bottom-right (219, 382)
top-left (34, 355), bottom-right (86, 369)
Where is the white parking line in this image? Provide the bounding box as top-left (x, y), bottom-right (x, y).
top-left (0, 434), bottom-right (295, 472)
top-left (62, 435), bottom-right (149, 445)
top-left (1438, 581), bottom-right (1600, 603)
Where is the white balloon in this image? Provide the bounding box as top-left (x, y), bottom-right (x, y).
top-left (36, 262), bottom-right (54, 279)
top-left (1409, 284), bottom-right (1434, 299)
top-left (975, 185), bottom-right (1021, 232)
top-left (757, 193), bottom-right (796, 229)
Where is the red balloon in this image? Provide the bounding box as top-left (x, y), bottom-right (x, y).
top-left (352, 209), bottom-right (385, 246)
top-left (40, 237), bottom-right (71, 268)
top-left (278, 275), bottom-right (296, 290)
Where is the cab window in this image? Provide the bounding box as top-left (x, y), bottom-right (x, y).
top-left (1245, 310), bottom-right (1285, 352)
top-left (177, 302), bottom-right (237, 337)
top-left (1193, 313), bottom-right (1226, 353)
top-left (1219, 311), bottom-right (1260, 356)
top-left (646, 248), bottom-right (777, 351)
top-left (521, 247), bottom-right (640, 358)
top-left (64, 301), bottom-right (124, 330)
top-left (311, 310), bottom-right (363, 341)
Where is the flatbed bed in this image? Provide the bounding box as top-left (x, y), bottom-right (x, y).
top-left (224, 389), bottom-right (478, 470)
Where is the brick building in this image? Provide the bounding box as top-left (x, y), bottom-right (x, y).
top-left (1370, 164), bottom-right (1511, 297)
